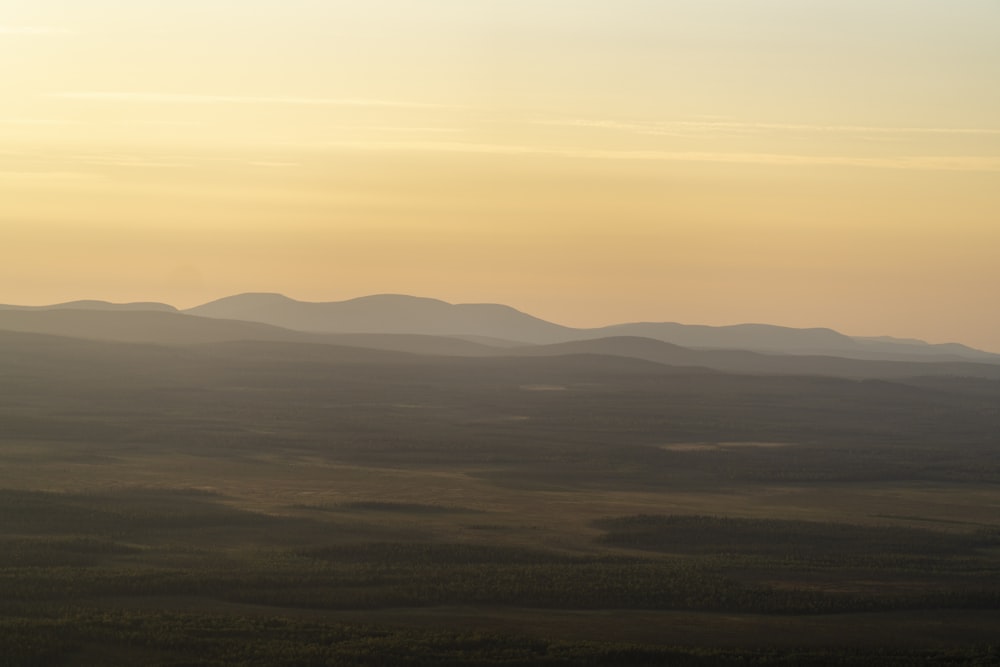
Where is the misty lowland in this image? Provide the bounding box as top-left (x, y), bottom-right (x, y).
top-left (2, 293), bottom-right (999, 666)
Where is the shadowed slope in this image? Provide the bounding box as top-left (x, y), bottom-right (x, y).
top-left (0, 309), bottom-right (321, 345)
top-left (511, 336), bottom-right (1000, 380)
top-left (0, 309), bottom-right (500, 356)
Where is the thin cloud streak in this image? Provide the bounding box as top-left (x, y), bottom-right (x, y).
top-left (0, 170), bottom-right (103, 183)
top-left (0, 118), bottom-right (81, 126)
top-left (355, 126), bottom-right (466, 133)
top-left (72, 156), bottom-right (194, 168)
top-left (248, 161), bottom-right (300, 168)
top-left (320, 140), bottom-right (1000, 172)
top-left (537, 118), bottom-right (1000, 138)
top-left (51, 92), bottom-right (461, 109)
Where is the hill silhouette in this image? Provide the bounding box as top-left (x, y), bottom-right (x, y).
top-left (186, 293), bottom-right (574, 343)
top-left (3, 293), bottom-right (997, 367)
top-left (0, 309), bottom-right (504, 357)
top-left (184, 293), bottom-right (999, 363)
top-left (509, 336), bottom-right (1000, 380)
top-left (0, 299), bottom-right (177, 313)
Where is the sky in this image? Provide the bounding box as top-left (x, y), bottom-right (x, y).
top-left (3, 0), bottom-right (1000, 350)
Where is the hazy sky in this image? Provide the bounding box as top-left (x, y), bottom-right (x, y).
top-left (3, 1), bottom-right (999, 350)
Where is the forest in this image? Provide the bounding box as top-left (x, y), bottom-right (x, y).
top-left (1, 332), bottom-right (1000, 664)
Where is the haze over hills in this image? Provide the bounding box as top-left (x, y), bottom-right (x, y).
top-left (184, 293), bottom-right (1000, 363)
top-left (0, 299), bottom-right (177, 313)
top-left (511, 336), bottom-right (1000, 380)
top-left (0, 309), bottom-right (325, 346)
top-left (0, 309), bottom-right (504, 358)
top-left (5, 294), bottom-right (1000, 664)
top-left (2, 293), bottom-right (998, 372)
top-left (186, 293), bottom-right (573, 343)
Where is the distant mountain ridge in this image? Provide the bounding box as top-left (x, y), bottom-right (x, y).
top-left (185, 293), bottom-right (574, 344)
top-left (509, 336), bottom-right (1000, 380)
top-left (0, 299), bottom-right (177, 313)
top-left (184, 293), bottom-right (999, 363)
top-left (2, 293), bottom-right (997, 365)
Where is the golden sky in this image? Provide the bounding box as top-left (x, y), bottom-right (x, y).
top-left (3, 1), bottom-right (1000, 350)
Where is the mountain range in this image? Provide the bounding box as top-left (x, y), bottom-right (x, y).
top-left (2, 293), bottom-right (998, 379)
top-left (179, 293), bottom-right (993, 361)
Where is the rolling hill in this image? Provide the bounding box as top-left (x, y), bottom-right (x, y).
top-left (184, 293), bottom-right (1000, 363)
top-left (3, 294), bottom-right (998, 373)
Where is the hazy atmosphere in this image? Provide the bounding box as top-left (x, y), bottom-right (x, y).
top-left (3, 1), bottom-right (998, 349)
top-left (5, 4), bottom-right (1000, 664)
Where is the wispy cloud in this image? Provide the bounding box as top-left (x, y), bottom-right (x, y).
top-left (536, 118), bottom-right (1000, 139)
top-left (0, 118), bottom-right (80, 126)
top-left (51, 92), bottom-right (459, 109)
top-left (0, 170), bottom-right (102, 183)
top-left (248, 161), bottom-right (300, 168)
top-left (119, 120), bottom-right (203, 127)
top-left (343, 126), bottom-right (466, 134)
top-left (320, 140), bottom-right (1000, 172)
top-left (0, 26), bottom-right (74, 35)
top-left (322, 140), bottom-right (543, 156)
top-left (3, 148), bottom-right (304, 172)
top-left (70, 155), bottom-right (193, 169)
